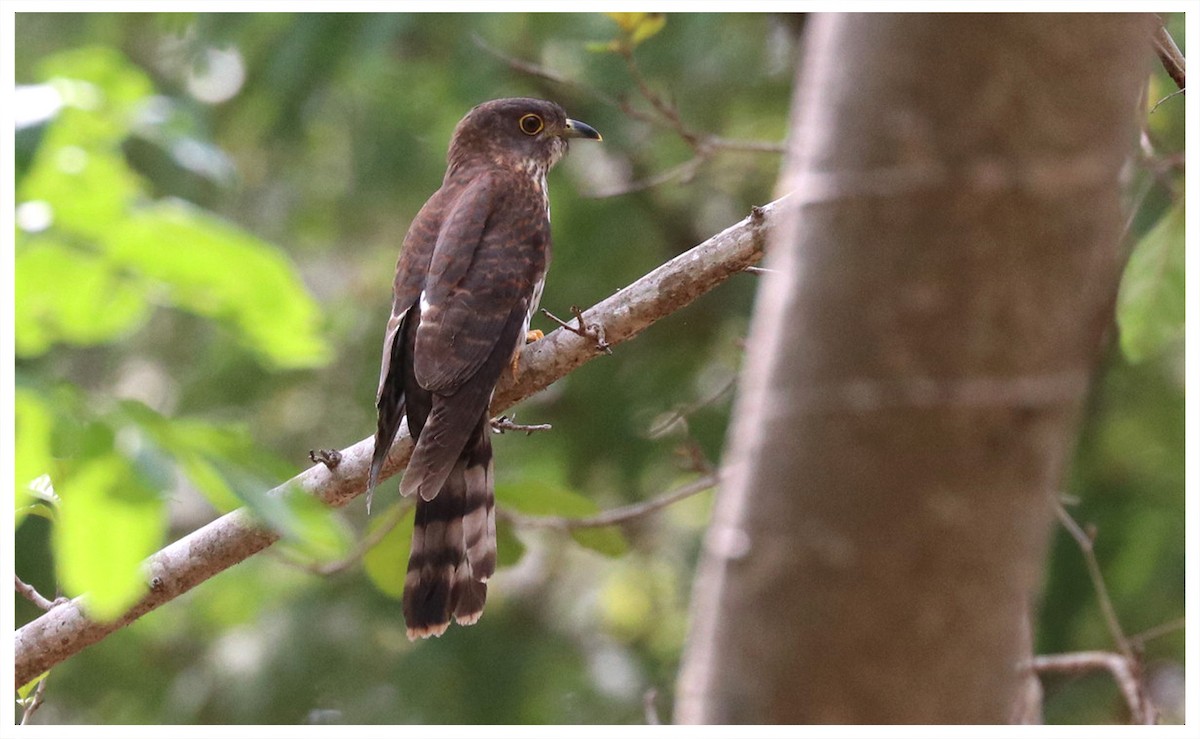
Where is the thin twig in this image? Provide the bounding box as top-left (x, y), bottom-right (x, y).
top-left (472, 33), bottom-right (783, 198)
top-left (618, 47), bottom-right (704, 149)
top-left (707, 136), bottom-right (787, 154)
top-left (1054, 503), bottom-right (1135, 663)
top-left (505, 474), bottom-right (717, 531)
top-left (1030, 651), bottom-right (1154, 725)
top-left (19, 673), bottom-right (49, 725)
top-left (299, 499), bottom-right (413, 576)
top-left (1150, 88), bottom-right (1185, 113)
top-left (470, 33), bottom-right (626, 111)
top-left (15, 575), bottom-right (61, 612)
top-left (1128, 616), bottom-right (1185, 650)
top-left (647, 375), bottom-right (737, 439)
top-left (491, 416), bottom-right (553, 435)
top-left (541, 306), bottom-right (611, 354)
top-left (588, 154), bottom-right (706, 198)
top-left (319, 500), bottom-right (411, 576)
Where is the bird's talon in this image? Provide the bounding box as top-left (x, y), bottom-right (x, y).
top-left (525, 329), bottom-right (544, 344)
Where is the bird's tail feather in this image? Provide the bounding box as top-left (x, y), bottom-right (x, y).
top-left (402, 419), bottom-right (496, 639)
top-left (368, 311), bottom-right (412, 508)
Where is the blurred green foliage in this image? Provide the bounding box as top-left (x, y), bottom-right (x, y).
top-left (12, 12), bottom-right (1184, 725)
top-left (1117, 202), bottom-right (1184, 363)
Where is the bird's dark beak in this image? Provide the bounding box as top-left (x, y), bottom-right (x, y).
top-left (563, 118), bottom-right (602, 141)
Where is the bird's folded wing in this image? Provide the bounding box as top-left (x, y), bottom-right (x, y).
top-left (415, 171), bottom-right (542, 394)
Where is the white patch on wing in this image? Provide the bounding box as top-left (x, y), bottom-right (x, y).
top-left (419, 289), bottom-right (432, 314)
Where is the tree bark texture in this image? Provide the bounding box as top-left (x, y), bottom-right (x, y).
top-left (675, 13), bottom-right (1150, 724)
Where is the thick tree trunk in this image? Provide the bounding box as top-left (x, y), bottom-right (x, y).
top-left (675, 13), bottom-right (1150, 724)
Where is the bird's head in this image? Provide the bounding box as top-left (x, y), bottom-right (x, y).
top-left (446, 97), bottom-right (602, 176)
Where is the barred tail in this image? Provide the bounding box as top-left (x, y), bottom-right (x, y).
top-left (402, 416), bottom-right (496, 639)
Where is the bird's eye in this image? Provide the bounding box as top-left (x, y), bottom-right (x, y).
top-left (519, 113), bottom-right (544, 136)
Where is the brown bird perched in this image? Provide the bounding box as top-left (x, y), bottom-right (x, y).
top-left (368, 98), bottom-right (601, 639)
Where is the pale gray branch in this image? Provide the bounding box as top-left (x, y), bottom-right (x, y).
top-left (13, 197), bottom-right (781, 688)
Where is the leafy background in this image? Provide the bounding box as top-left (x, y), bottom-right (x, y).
top-left (12, 12), bottom-right (1185, 724)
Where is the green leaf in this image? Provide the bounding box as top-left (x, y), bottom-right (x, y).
top-left (15, 389), bottom-right (55, 526)
top-left (113, 400), bottom-right (269, 513)
top-left (363, 502), bottom-right (416, 599)
top-left (496, 479), bottom-right (628, 557)
top-left (14, 240), bottom-right (152, 357)
top-left (496, 479), bottom-right (594, 517)
top-left (570, 527), bottom-right (628, 558)
top-left (496, 515), bottom-right (526, 568)
top-left (1118, 203), bottom-right (1185, 362)
top-left (628, 13), bottom-right (666, 46)
top-left (38, 46), bottom-right (155, 111)
top-left (18, 141), bottom-right (142, 238)
top-left (602, 12), bottom-right (666, 50)
top-left (53, 453), bottom-right (165, 622)
top-left (106, 200), bottom-right (331, 369)
top-left (18, 671), bottom-right (50, 701)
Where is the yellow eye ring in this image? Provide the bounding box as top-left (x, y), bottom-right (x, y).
top-left (519, 113), bottom-right (544, 136)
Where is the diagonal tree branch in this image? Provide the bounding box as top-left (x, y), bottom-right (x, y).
top-left (1152, 19), bottom-right (1185, 91)
top-left (13, 197), bottom-right (782, 688)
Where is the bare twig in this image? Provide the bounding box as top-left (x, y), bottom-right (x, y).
top-left (1152, 21), bottom-right (1185, 92)
top-left (293, 498), bottom-right (413, 576)
top-left (19, 672), bottom-right (49, 725)
top-left (647, 375), bottom-right (737, 439)
top-left (1150, 88), bottom-right (1185, 113)
top-left (588, 154), bottom-right (706, 198)
top-left (14, 198), bottom-right (783, 688)
top-left (491, 416), bottom-right (553, 435)
top-left (505, 473), bottom-right (717, 531)
top-left (470, 33), bottom-right (627, 112)
top-left (1128, 616), bottom-right (1186, 650)
top-left (1054, 503), bottom-right (1134, 663)
top-left (708, 136), bottom-right (787, 154)
top-left (1031, 651), bottom-right (1155, 725)
top-left (15, 575), bottom-right (62, 612)
top-left (472, 34), bottom-right (783, 198)
top-left (541, 306), bottom-right (612, 355)
top-left (618, 47), bottom-right (705, 148)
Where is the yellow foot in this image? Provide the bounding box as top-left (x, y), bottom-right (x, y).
top-left (512, 331), bottom-right (543, 380)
